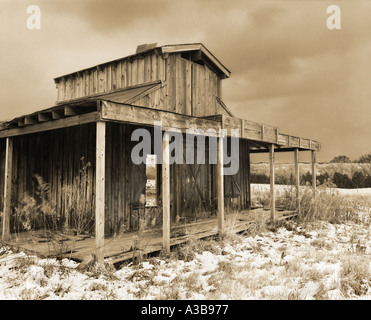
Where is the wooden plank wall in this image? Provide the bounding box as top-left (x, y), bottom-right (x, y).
top-left (171, 137), bottom-right (216, 221)
top-left (134, 55), bottom-right (223, 118)
top-left (104, 122), bottom-right (161, 234)
top-left (0, 122), bottom-right (251, 236)
top-left (170, 136), bottom-right (250, 222)
top-left (191, 61), bottom-right (220, 117)
top-left (56, 53), bottom-right (166, 103)
top-left (5, 124), bottom-right (96, 233)
top-left (224, 138), bottom-right (250, 213)
top-left (57, 53), bottom-right (225, 120)
top-left (0, 138), bottom-right (5, 214)
top-left (105, 124), bottom-right (218, 231)
top-left (105, 125), bottom-right (250, 232)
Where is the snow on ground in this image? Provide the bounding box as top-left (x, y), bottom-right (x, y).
top-left (1, 220), bottom-right (371, 300)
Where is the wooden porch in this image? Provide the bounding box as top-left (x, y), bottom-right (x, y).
top-left (3, 208), bottom-right (296, 265)
top-left (0, 99), bottom-right (319, 265)
top-left (0, 43), bottom-right (321, 269)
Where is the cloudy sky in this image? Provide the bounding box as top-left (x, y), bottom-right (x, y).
top-left (1, 0), bottom-right (370, 162)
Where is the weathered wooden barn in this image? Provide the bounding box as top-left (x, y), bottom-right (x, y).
top-left (0, 43), bottom-right (320, 264)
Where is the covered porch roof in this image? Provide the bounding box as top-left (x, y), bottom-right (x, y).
top-left (0, 98), bottom-right (320, 154)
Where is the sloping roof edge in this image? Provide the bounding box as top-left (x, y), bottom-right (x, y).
top-left (0, 82), bottom-right (162, 131)
top-left (54, 43), bottom-right (231, 82)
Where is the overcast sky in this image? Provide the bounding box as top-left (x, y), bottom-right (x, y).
top-left (1, 0), bottom-right (370, 162)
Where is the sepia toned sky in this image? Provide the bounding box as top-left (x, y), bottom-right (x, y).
top-left (1, 0), bottom-right (370, 162)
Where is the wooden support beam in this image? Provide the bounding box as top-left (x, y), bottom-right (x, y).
top-left (217, 131), bottom-right (224, 236)
top-left (248, 140), bottom-right (267, 150)
top-left (52, 110), bottom-right (63, 120)
top-left (250, 147), bottom-right (318, 154)
top-left (2, 137), bottom-right (13, 242)
top-left (241, 119), bottom-right (245, 139)
top-left (247, 142), bottom-right (251, 210)
top-left (294, 148), bottom-right (301, 217)
top-left (0, 112), bottom-right (100, 138)
top-left (64, 106), bottom-right (79, 116)
top-left (24, 117), bottom-right (36, 125)
top-left (101, 101), bottom-right (221, 135)
top-left (95, 121), bottom-right (106, 265)
top-left (38, 113), bottom-right (51, 122)
top-left (311, 150), bottom-right (317, 196)
top-left (276, 128), bottom-right (279, 144)
top-left (269, 144), bottom-right (275, 220)
top-left (162, 132), bottom-right (171, 254)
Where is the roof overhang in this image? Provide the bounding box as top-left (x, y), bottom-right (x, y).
top-left (160, 43), bottom-right (231, 79)
top-left (54, 43), bottom-right (231, 83)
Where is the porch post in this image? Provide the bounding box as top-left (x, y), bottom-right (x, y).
top-left (311, 150), bottom-right (317, 196)
top-left (95, 121), bottom-right (106, 265)
top-left (247, 142), bottom-right (251, 210)
top-left (2, 137), bottom-right (13, 242)
top-left (162, 132), bottom-right (171, 254)
top-left (217, 130), bottom-right (224, 237)
top-left (294, 148), bottom-right (300, 217)
top-left (269, 144), bottom-right (275, 220)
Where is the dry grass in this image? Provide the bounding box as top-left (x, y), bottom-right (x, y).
top-left (340, 255), bottom-right (371, 297)
top-left (252, 184), bottom-right (371, 225)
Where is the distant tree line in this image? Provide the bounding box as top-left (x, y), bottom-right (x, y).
top-left (251, 171), bottom-right (371, 189)
top-left (330, 153), bottom-right (371, 164)
top-left (302, 171), bottom-right (371, 188)
top-left (251, 153), bottom-right (371, 189)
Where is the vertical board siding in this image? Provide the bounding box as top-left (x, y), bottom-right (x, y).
top-left (3, 124), bottom-right (96, 234)
top-left (104, 123), bottom-right (159, 234)
top-left (0, 139), bottom-right (6, 213)
top-left (55, 53), bottom-right (222, 120)
top-left (0, 124), bottom-right (251, 236)
top-left (55, 52), bottom-right (165, 102)
top-left (175, 58), bottom-right (186, 115)
top-left (223, 139), bottom-right (250, 213)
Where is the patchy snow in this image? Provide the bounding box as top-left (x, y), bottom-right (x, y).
top-left (1, 220), bottom-right (371, 300)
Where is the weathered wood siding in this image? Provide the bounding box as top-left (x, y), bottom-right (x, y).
top-left (0, 124), bottom-right (96, 233)
top-left (0, 122), bottom-right (250, 236)
top-left (134, 55), bottom-right (224, 117)
top-left (0, 138), bottom-right (5, 213)
top-left (55, 53), bottom-right (227, 118)
top-left (224, 139), bottom-right (251, 213)
top-left (105, 124), bottom-right (250, 233)
top-left (55, 52), bottom-right (166, 103)
top-left (104, 122), bottom-right (160, 234)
